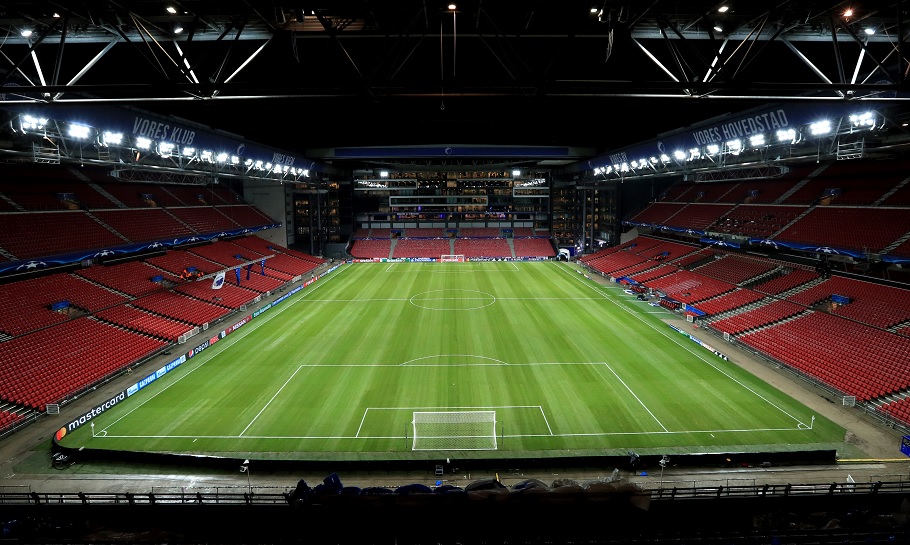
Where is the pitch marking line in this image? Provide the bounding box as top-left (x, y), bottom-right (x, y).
top-left (98, 426), bottom-right (806, 441)
top-left (600, 362), bottom-right (669, 432)
top-left (383, 261), bottom-right (521, 272)
top-left (93, 263), bottom-right (355, 437)
top-left (557, 263), bottom-right (811, 429)
top-left (538, 405), bottom-right (554, 435)
top-left (299, 296), bottom-right (600, 303)
top-left (296, 360), bottom-right (611, 368)
top-left (356, 405), bottom-right (553, 438)
top-left (240, 365), bottom-right (304, 437)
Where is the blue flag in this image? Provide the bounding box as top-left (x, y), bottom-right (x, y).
top-left (234, 267), bottom-right (241, 285)
top-left (260, 259), bottom-right (266, 275)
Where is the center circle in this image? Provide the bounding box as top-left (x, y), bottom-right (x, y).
top-left (409, 289), bottom-right (496, 310)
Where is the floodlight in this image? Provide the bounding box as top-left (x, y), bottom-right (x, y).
top-left (673, 150), bottom-right (686, 161)
top-left (231, 155), bottom-right (239, 165)
top-left (136, 136), bottom-right (152, 150)
top-left (706, 144), bottom-right (720, 155)
top-left (749, 134), bottom-right (766, 146)
top-left (809, 120), bottom-right (831, 135)
top-left (166, 6), bottom-right (177, 14)
top-left (21, 115), bottom-right (47, 131)
top-left (244, 159), bottom-right (253, 167)
top-left (158, 142), bottom-right (175, 156)
top-left (688, 147), bottom-right (700, 160)
top-left (849, 111), bottom-right (874, 127)
top-left (630, 160), bottom-right (639, 169)
top-left (20, 29), bottom-right (32, 37)
top-left (265, 162), bottom-right (273, 170)
top-left (102, 131), bottom-right (122, 146)
top-left (254, 160), bottom-right (264, 169)
top-left (68, 124), bottom-right (90, 139)
top-left (216, 152), bottom-right (228, 163)
top-left (726, 139), bottom-right (742, 153)
top-left (718, 6), bottom-right (729, 13)
top-left (183, 147), bottom-right (195, 157)
top-left (512, 169), bottom-right (521, 177)
top-left (649, 156), bottom-right (659, 164)
top-left (605, 166), bottom-right (613, 174)
top-left (864, 27), bottom-right (875, 35)
top-left (302, 169), bottom-right (310, 177)
top-left (201, 150), bottom-right (213, 161)
top-left (620, 163), bottom-right (629, 172)
top-left (379, 170), bottom-right (389, 178)
top-left (713, 23), bottom-right (723, 33)
top-left (843, 9), bottom-right (853, 17)
top-left (173, 23), bottom-right (184, 34)
top-left (659, 154), bottom-right (671, 163)
top-left (776, 129), bottom-right (797, 143)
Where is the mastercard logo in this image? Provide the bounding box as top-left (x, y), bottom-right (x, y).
top-left (55, 427), bottom-right (67, 441)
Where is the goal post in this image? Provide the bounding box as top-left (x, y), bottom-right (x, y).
top-left (440, 254), bottom-right (466, 262)
top-left (411, 411), bottom-right (497, 450)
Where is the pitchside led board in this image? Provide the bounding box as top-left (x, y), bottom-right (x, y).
top-left (902, 436), bottom-right (910, 457)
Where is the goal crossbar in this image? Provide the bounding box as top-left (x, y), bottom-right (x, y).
top-left (411, 410), bottom-right (497, 450)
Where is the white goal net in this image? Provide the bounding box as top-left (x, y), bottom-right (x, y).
top-left (411, 411), bottom-right (497, 450)
top-left (440, 254), bottom-right (466, 262)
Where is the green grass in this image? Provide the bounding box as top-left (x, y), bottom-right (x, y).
top-left (59, 261), bottom-right (845, 461)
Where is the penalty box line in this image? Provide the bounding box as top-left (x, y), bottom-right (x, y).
top-left (356, 405), bottom-right (554, 438)
top-left (94, 269), bottom-right (352, 438)
top-left (556, 264), bottom-right (814, 430)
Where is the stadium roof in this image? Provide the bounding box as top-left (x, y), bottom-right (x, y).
top-left (0, 1), bottom-right (907, 170)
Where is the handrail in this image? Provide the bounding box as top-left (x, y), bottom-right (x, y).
top-left (2, 480), bottom-right (908, 506)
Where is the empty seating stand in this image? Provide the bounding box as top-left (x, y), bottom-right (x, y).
top-left (738, 312), bottom-right (910, 401)
top-left (774, 207), bottom-right (910, 254)
top-left (787, 276), bottom-right (910, 329)
top-left (691, 289), bottom-right (764, 316)
top-left (0, 273), bottom-right (129, 337)
top-left (92, 209), bottom-right (191, 242)
top-left (0, 317), bottom-right (167, 410)
top-left (0, 211), bottom-right (125, 260)
top-left (95, 305), bottom-right (194, 342)
top-left (77, 261), bottom-right (182, 297)
top-left (132, 291), bottom-right (230, 326)
top-left (643, 270), bottom-right (735, 304)
top-left (692, 255), bottom-right (777, 285)
top-left (350, 238), bottom-right (392, 259)
top-left (454, 238), bottom-right (512, 258)
top-left (392, 238), bottom-right (451, 259)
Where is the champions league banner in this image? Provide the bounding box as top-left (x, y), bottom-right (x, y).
top-left (881, 254), bottom-right (910, 265)
top-left (748, 238), bottom-right (867, 258)
top-left (700, 237), bottom-right (741, 249)
top-left (0, 224), bottom-right (278, 278)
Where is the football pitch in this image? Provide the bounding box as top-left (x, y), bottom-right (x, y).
top-left (59, 261), bottom-right (845, 461)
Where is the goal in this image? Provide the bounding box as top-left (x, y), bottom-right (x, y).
top-left (440, 254), bottom-right (466, 262)
top-left (411, 411), bottom-right (497, 450)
